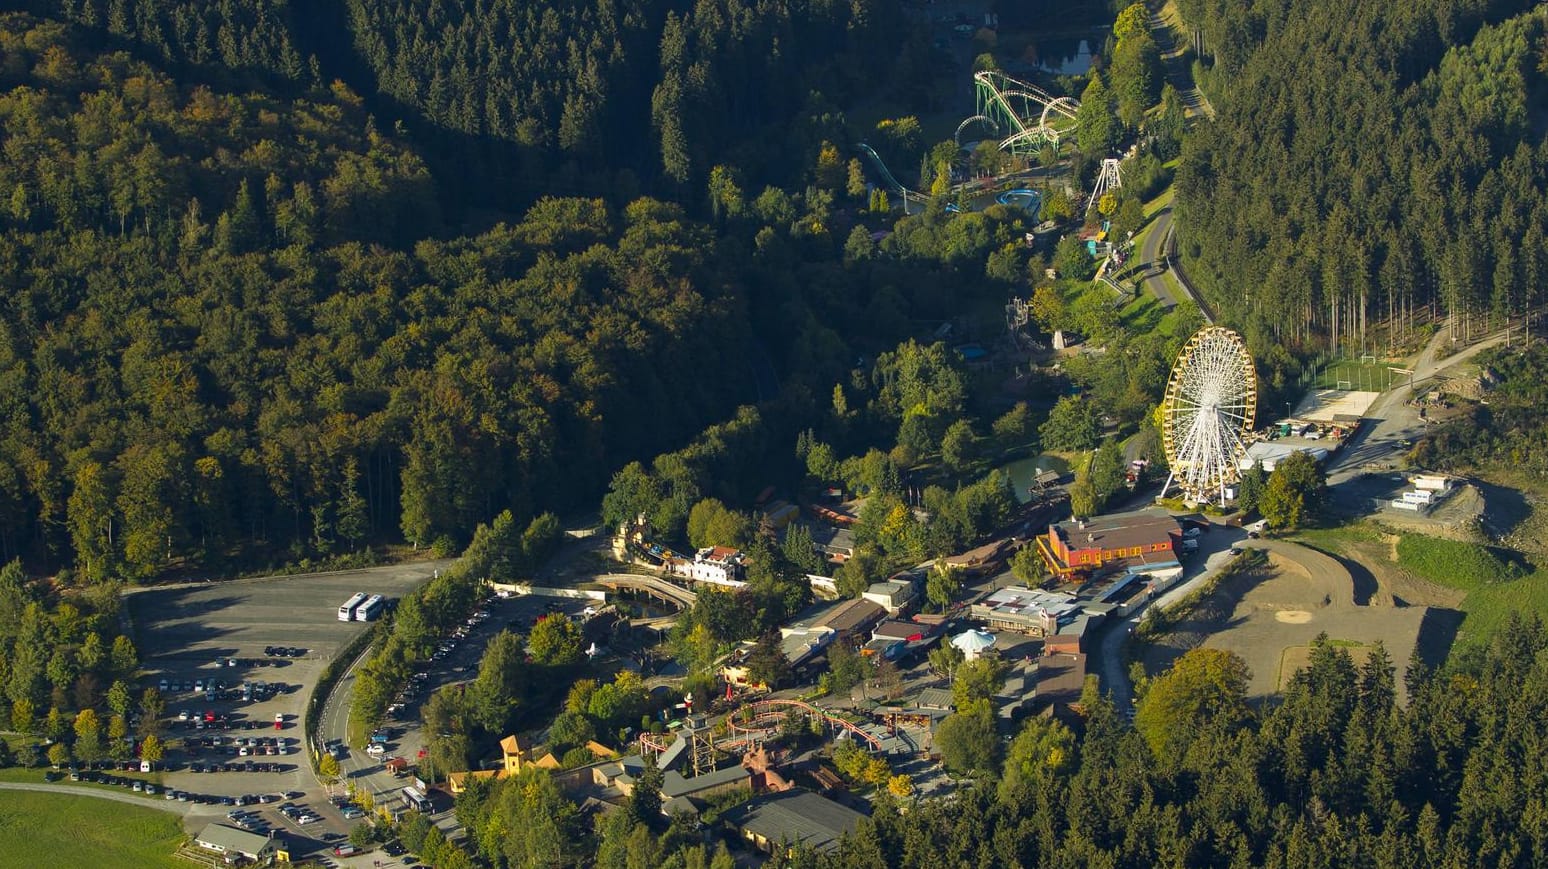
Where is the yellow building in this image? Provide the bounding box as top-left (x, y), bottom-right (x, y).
top-left (447, 734), bottom-right (618, 793)
top-left (447, 734), bottom-right (528, 794)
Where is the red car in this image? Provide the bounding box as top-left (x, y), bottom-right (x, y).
top-left (203, 710), bottom-right (216, 723)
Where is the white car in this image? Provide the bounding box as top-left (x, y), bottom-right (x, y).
top-left (297, 814), bottom-right (321, 825)
top-left (178, 710), bottom-right (191, 721)
top-left (365, 744), bottom-right (386, 757)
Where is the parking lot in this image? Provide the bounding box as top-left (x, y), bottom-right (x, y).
top-left (124, 562), bottom-right (448, 850)
top-left (325, 590), bottom-right (600, 813)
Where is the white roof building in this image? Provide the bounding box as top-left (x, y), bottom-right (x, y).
top-left (1240, 441), bottom-right (1329, 473)
top-left (951, 629), bottom-right (998, 659)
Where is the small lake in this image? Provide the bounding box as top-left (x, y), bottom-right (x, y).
top-left (1025, 32), bottom-right (1104, 76)
top-left (999, 454), bottom-right (1073, 504)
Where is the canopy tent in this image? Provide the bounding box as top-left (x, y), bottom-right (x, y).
top-left (951, 629), bottom-right (998, 659)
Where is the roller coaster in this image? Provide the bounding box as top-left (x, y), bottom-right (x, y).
top-left (856, 142), bottom-right (924, 199)
top-left (638, 699), bottom-right (896, 757)
top-left (725, 698), bottom-right (895, 752)
top-left (956, 70), bottom-right (1080, 154)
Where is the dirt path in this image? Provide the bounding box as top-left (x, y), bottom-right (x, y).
top-left (1150, 1), bottom-right (1215, 120)
top-left (1140, 540), bottom-right (1429, 701)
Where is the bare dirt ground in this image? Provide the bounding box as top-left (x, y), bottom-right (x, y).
top-left (1140, 551), bottom-right (1430, 702)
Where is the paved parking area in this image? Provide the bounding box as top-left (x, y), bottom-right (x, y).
top-left (124, 562), bottom-right (449, 853)
top-left (325, 591), bottom-right (598, 811)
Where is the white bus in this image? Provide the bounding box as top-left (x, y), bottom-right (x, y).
top-left (337, 593), bottom-right (368, 622)
top-left (402, 786), bottom-right (433, 813)
top-left (356, 594), bottom-right (387, 622)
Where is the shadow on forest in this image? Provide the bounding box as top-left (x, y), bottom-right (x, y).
top-left (1415, 607), bottom-right (1464, 670)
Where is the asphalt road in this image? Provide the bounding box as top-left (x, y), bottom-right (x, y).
top-left (1135, 208), bottom-right (1179, 308)
top-left (0, 781), bottom-right (191, 814)
top-left (1090, 520), bottom-right (1246, 715)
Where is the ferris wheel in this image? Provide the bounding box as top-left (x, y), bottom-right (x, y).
top-left (1160, 326), bottom-right (1258, 506)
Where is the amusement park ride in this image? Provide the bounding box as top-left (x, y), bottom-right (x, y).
top-left (956, 70), bottom-right (1081, 154)
top-left (1160, 326), bottom-right (1259, 506)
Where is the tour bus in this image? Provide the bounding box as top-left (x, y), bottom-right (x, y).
top-left (355, 594), bottom-right (387, 622)
top-left (337, 593), bottom-right (368, 622)
top-left (402, 786), bottom-right (433, 814)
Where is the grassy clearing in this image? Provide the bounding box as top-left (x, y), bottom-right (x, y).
top-left (1394, 534), bottom-right (1548, 644)
top-left (1313, 359), bottom-right (1401, 391)
top-left (0, 790), bottom-right (185, 868)
top-left (1395, 535), bottom-right (1525, 587)
top-left (1142, 184), bottom-right (1175, 218)
top-left (1288, 523), bottom-right (1383, 553)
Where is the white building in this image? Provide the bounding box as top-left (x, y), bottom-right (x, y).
top-left (861, 578), bottom-right (918, 616)
top-left (194, 823), bottom-right (279, 863)
top-left (950, 629), bottom-right (998, 660)
top-left (1240, 441), bottom-right (1329, 473)
top-left (671, 546), bottom-right (748, 587)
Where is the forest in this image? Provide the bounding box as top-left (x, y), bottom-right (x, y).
top-left (35, 0), bottom-right (925, 205)
top-left (1175, 0), bottom-right (1548, 356)
top-left (0, 13), bottom-right (1039, 581)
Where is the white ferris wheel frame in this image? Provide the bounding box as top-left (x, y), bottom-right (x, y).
top-left (1160, 326), bottom-right (1258, 506)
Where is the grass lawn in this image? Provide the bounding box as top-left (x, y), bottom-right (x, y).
top-left (1394, 534), bottom-right (1548, 647)
top-left (1142, 184), bottom-right (1175, 219)
top-left (1313, 358), bottom-right (1403, 391)
top-left (0, 790), bottom-right (185, 869)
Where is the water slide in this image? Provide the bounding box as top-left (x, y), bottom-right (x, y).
top-left (857, 143), bottom-right (924, 198)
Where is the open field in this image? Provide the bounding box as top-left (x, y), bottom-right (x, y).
top-left (1294, 522), bottom-right (1548, 652)
top-left (0, 790), bottom-right (185, 869)
top-left (1395, 534), bottom-right (1548, 648)
top-left (1139, 546), bottom-right (1431, 701)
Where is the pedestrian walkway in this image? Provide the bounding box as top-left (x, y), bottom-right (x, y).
top-left (0, 780), bottom-right (191, 814)
top-left (1150, 4), bottom-right (1215, 120)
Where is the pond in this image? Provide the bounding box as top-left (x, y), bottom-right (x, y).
top-left (998, 454), bottom-right (1073, 504)
top-left (1024, 31), bottom-right (1104, 76)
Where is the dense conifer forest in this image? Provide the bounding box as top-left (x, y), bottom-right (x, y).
top-left (1176, 0), bottom-right (1548, 354)
top-left (34, 0), bottom-right (923, 203)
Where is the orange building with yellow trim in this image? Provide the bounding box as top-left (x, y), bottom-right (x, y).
top-left (1037, 514), bottom-right (1180, 578)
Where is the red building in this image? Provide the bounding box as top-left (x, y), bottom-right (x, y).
top-left (1037, 514), bottom-right (1180, 578)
